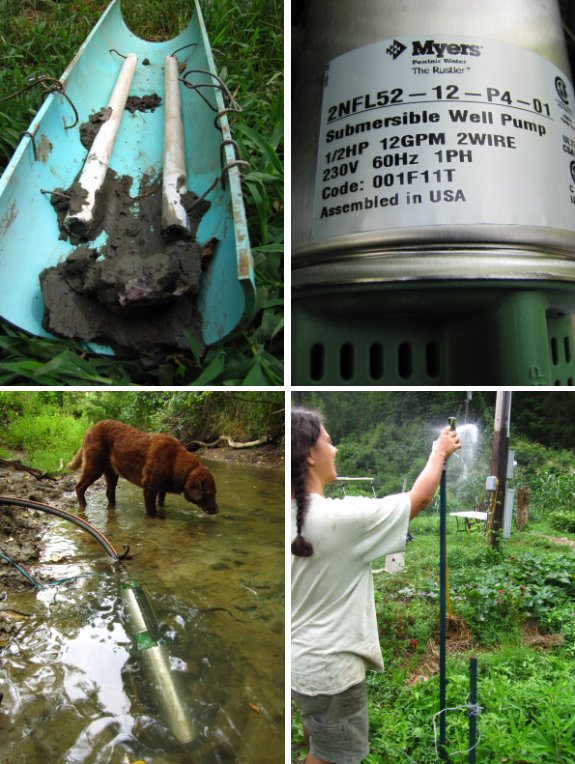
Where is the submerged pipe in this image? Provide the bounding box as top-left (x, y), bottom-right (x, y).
top-left (162, 54), bottom-right (192, 239)
top-left (0, 495), bottom-right (126, 561)
top-left (121, 581), bottom-right (197, 745)
top-left (64, 53), bottom-right (138, 238)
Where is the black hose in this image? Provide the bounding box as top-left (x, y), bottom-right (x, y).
top-left (0, 495), bottom-right (129, 562)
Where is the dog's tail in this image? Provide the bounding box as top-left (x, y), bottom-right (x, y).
top-left (67, 447), bottom-right (83, 471)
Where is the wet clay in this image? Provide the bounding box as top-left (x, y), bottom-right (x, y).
top-left (40, 168), bottom-right (213, 359)
top-left (79, 107), bottom-right (112, 150)
top-left (41, 266), bottom-right (204, 363)
top-left (40, 95), bottom-right (214, 358)
top-left (79, 96), bottom-right (162, 149)
top-left (125, 93), bottom-right (162, 113)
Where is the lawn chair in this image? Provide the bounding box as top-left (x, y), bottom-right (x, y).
top-left (450, 476), bottom-right (498, 535)
top-left (336, 476), bottom-right (377, 497)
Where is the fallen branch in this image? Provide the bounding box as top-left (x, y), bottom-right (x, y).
top-left (186, 435), bottom-right (271, 449)
top-left (0, 459), bottom-right (58, 481)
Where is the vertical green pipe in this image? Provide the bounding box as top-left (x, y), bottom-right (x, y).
top-left (439, 417), bottom-right (456, 762)
top-left (439, 463), bottom-right (448, 762)
top-left (469, 657), bottom-right (478, 764)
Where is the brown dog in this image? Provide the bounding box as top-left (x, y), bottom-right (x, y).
top-left (68, 419), bottom-right (218, 517)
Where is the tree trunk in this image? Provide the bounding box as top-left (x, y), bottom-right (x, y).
top-left (186, 435), bottom-right (271, 449)
top-left (489, 391), bottom-right (512, 547)
top-left (516, 486), bottom-right (530, 531)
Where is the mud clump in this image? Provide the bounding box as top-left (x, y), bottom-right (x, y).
top-left (125, 93), bottom-right (162, 113)
top-left (40, 169), bottom-right (213, 361)
top-left (79, 96), bottom-right (162, 149)
top-left (41, 267), bottom-right (205, 363)
top-left (79, 107), bottom-right (112, 150)
top-left (58, 240), bottom-right (205, 312)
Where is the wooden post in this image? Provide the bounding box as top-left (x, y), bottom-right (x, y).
top-left (489, 392), bottom-right (512, 547)
top-left (516, 486), bottom-right (530, 530)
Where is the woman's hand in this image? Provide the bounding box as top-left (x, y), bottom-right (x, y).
top-left (409, 427), bottom-right (461, 518)
top-left (432, 426), bottom-right (461, 460)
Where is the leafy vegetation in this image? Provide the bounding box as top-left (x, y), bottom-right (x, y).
top-left (0, 390), bottom-right (284, 471)
top-left (0, 0), bottom-right (283, 384)
top-left (526, 467), bottom-right (575, 533)
top-left (292, 392), bottom-right (575, 763)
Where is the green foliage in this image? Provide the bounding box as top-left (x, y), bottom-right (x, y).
top-left (549, 511), bottom-right (575, 534)
top-left (0, 327), bottom-right (136, 385)
top-left (540, 603), bottom-right (575, 657)
top-left (361, 539), bottom-right (575, 762)
top-left (2, 411), bottom-right (88, 472)
top-left (147, 390), bottom-right (284, 442)
top-left (354, 649), bottom-right (575, 764)
top-left (514, 436), bottom-right (575, 477)
top-left (511, 392), bottom-right (575, 450)
top-left (448, 551), bottom-right (575, 647)
top-left (473, 652), bottom-right (575, 764)
top-left (0, 391), bottom-right (284, 471)
top-left (522, 462), bottom-right (575, 529)
top-left (300, 392), bottom-right (491, 507)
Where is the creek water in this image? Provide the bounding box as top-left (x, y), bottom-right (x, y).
top-left (0, 458), bottom-right (284, 764)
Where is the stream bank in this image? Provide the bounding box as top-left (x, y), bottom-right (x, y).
top-left (0, 441), bottom-right (284, 649)
top-left (0, 449), bottom-right (284, 761)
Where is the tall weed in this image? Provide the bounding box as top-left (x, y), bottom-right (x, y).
top-left (3, 412), bottom-right (88, 471)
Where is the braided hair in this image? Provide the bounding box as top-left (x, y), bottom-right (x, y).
top-left (291, 407), bottom-right (323, 557)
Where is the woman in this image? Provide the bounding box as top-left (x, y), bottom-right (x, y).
top-left (291, 407), bottom-right (460, 764)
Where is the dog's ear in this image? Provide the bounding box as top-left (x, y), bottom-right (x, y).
top-left (184, 467), bottom-right (218, 514)
top-left (186, 477), bottom-right (203, 503)
top-left (184, 468), bottom-right (207, 502)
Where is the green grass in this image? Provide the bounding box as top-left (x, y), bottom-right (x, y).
top-left (292, 510), bottom-right (575, 763)
top-left (0, 0), bottom-right (283, 385)
top-left (2, 412), bottom-right (89, 472)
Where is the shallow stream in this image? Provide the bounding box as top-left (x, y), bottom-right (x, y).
top-left (0, 458), bottom-right (284, 763)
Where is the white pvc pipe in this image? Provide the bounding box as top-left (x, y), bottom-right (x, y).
top-left (141, 644), bottom-right (197, 744)
top-left (161, 55), bottom-right (191, 238)
top-left (65, 53), bottom-right (138, 237)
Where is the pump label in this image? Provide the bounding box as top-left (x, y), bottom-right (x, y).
top-left (313, 36), bottom-right (575, 239)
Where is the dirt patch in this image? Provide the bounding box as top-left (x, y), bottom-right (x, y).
top-left (199, 443), bottom-right (285, 471)
top-left (407, 616), bottom-right (474, 685)
top-left (545, 535), bottom-right (575, 551)
top-left (407, 617), bottom-right (564, 687)
top-left (0, 464), bottom-right (77, 646)
top-left (520, 620), bottom-right (564, 649)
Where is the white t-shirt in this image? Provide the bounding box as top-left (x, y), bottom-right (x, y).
top-left (291, 492), bottom-right (411, 696)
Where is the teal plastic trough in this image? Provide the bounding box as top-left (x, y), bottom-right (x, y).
top-left (0, 0), bottom-right (254, 354)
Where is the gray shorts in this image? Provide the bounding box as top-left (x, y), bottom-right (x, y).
top-left (292, 680), bottom-right (369, 764)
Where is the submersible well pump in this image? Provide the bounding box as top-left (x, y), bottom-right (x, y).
top-left (292, 0), bottom-right (575, 384)
top-left (121, 581), bottom-right (197, 745)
